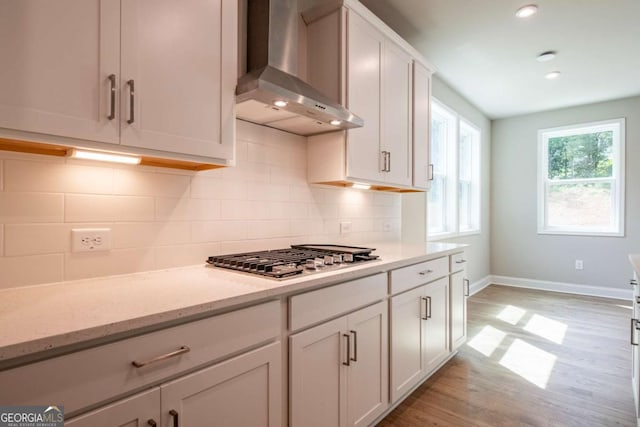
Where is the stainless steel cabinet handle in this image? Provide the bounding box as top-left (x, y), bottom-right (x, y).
top-left (380, 151), bottom-right (387, 172)
top-left (147, 420), bottom-right (157, 427)
top-left (463, 278), bottom-right (470, 296)
top-left (632, 319), bottom-right (639, 346)
top-left (169, 410), bottom-right (179, 427)
top-left (636, 296), bottom-right (640, 305)
top-left (131, 345), bottom-right (190, 368)
top-left (426, 296), bottom-right (432, 319)
top-left (343, 333), bottom-right (351, 366)
top-left (350, 330), bottom-right (357, 362)
top-left (631, 279), bottom-right (639, 286)
top-left (428, 164), bottom-right (434, 181)
top-left (107, 74), bottom-right (116, 120)
top-left (455, 259), bottom-right (467, 264)
top-left (127, 79), bottom-right (135, 124)
top-left (387, 151), bottom-right (391, 172)
top-left (418, 269), bottom-right (433, 276)
top-left (421, 297), bottom-right (429, 320)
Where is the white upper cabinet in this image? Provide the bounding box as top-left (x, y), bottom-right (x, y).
top-left (120, 0), bottom-right (235, 160)
top-left (412, 60), bottom-right (433, 189)
top-left (345, 10), bottom-right (385, 183)
top-left (0, 0), bottom-right (235, 165)
top-left (0, 0), bottom-right (120, 144)
top-left (305, 0), bottom-right (433, 191)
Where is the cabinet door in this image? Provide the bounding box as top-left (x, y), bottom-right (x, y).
top-left (65, 388), bottom-right (159, 427)
top-left (423, 277), bottom-right (450, 373)
top-left (451, 270), bottom-right (468, 350)
top-left (345, 10), bottom-right (384, 183)
top-left (390, 286), bottom-right (424, 403)
top-left (120, 0), bottom-right (235, 160)
top-left (382, 41), bottom-right (412, 187)
top-left (412, 61), bottom-right (432, 190)
top-left (0, 0), bottom-right (120, 144)
top-left (290, 317), bottom-right (348, 427)
top-left (161, 342), bottom-right (281, 427)
top-left (347, 301), bottom-right (389, 427)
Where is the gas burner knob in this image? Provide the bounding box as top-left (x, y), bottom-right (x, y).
top-left (305, 259), bottom-right (317, 270)
top-left (333, 254), bottom-right (343, 263)
top-left (324, 255), bottom-right (334, 266)
top-left (343, 253), bottom-right (354, 263)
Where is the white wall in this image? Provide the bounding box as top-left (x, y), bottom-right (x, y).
top-left (0, 120), bottom-right (401, 289)
top-left (402, 76), bottom-right (492, 283)
top-left (491, 95), bottom-right (640, 289)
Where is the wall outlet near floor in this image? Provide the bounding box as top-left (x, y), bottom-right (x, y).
top-left (340, 221), bottom-right (352, 234)
top-left (71, 228), bottom-right (112, 253)
top-left (575, 259), bottom-right (584, 270)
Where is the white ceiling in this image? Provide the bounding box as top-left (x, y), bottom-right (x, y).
top-left (359, 0), bottom-right (640, 119)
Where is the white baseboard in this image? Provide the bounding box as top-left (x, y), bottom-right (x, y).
top-left (469, 275), bottom-right (492, 296)
top-left (490, 275), bottom-right (632, 300)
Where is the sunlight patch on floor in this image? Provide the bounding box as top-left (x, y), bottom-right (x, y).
top-left (467, 325), bottom-right (507, 357)
top-left (523, 314), bottom-right (568, 344)
top-left (496, 305), bottom-right (527, 325)
top-left (499, 339), bottom-right (557, 389)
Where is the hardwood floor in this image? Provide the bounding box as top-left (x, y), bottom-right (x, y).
top-left (378, 285), bottom-right (636, 427)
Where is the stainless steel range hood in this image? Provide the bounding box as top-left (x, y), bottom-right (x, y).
top-left (236, 0), bottom-right (363, 136)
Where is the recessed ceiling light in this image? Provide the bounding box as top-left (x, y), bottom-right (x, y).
top-left (330, 119), bottom-right (342, 126)
top-left (515, 4), bottom-right (538, 18)
top-left (537, 51), bottom-right (556, 62)
top-left (545, 71), bottom-right (561, 80)
top-left (273, 100), bottom-right (288, 108)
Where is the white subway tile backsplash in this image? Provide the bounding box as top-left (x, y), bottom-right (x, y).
top-left (4, 160), bottom-right (114, 194)
top-left (0, 121), bottom-right (402, 288)
top-left (191, 221), bottom-right (248, 243)
top-left (0, 193), bottom-right (64, 223)
top-left (0, 254), bottom-right (64, 289)
top-left (65, 195), bottom-right (155, 222)
top-left (113, 169), bottom-right (190, 197)
top-left (65, 248), bottom-right (155, 281)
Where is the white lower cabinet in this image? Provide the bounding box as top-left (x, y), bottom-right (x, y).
top-left (450, 270), bottom-right (469, 351)
top-left (390, 277), bottom-right (449, 402)
top-left (290, 301), bottom-right (388, 427)
top-left (65, 388), bottom-right (160, 427)
top-left (67, 342), bottom-right (281, 427)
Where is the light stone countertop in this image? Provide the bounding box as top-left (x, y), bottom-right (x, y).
top-left (630, 254), bottom-right (640, 277)
top-left (0, 242), bottom-right (466, 365)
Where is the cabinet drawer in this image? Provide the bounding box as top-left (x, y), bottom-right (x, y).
top-left (450, 252), bottom-right (468, 273)
top-left (0, 300), bottom-right (280, 415)
top-left (390, 257), bottom-right (448, 295)
top-left (289, 273), bottom-right (386, 332)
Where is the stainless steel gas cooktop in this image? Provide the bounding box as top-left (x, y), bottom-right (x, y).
top-left (206, 244), bottom-right (379, 279)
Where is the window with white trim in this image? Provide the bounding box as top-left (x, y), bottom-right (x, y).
top-left (537, 118), bottom-right (625, 236)
top-left (428, 100), bottom-right (481, 239)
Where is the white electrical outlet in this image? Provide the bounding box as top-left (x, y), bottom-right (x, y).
top-left (72, 228), bottom-right (112, 253)
top-left (340, 222), bottom-right (352, 234)
top-left (383, 221), bottom-right (392, 232)
top-left (575, 260), bottom-right (584, 270)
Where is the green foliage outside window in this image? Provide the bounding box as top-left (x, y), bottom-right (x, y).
top-left (547, 131), bottom-right (613, 179)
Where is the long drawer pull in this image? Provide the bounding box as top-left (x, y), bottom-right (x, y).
top-left (418, 269), bottom-right (433, 276)
top-left (455, 259), bottom-right (467, 264)
top-left (127, 79), bottom-right (135, 124)
top-left (169, 409), bottom-right (179, 427)
top-left (632, 319), bottom-right (639, 346)
top-left (131, 345), bottom-right (190, 368)
top-left (631, 279), bottom-right (638, 286)
top-left (343, 333), bottom-right (351, 366)
top-left (421, 297), bottom-right (429, 320)
top-left (107, 74), bottom-right (116, 120)
top-left (350, 330), bottom-right (358, 362)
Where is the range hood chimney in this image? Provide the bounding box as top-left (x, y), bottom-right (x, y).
top-left (236, 0), bottom-right (363, 136)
